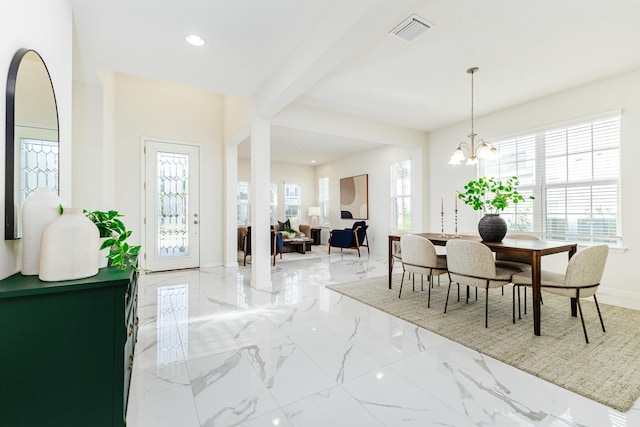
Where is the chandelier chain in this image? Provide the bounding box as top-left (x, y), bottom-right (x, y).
top-left (470, 68), bottom-right (474, 137)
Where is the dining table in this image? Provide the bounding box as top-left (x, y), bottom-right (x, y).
top-left (388, 232), bottom-right (577, 336)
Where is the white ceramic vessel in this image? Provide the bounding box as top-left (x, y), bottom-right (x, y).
top-left (39, 208), bottom-right (100, 281)
top-left (21, 187), bottom-right (62, 275)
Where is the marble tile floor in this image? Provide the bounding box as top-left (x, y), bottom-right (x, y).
top-left (127, 252), bottom-right (640, 427)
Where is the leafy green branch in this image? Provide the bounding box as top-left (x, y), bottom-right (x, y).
top-left (457, 176), bottom-right (534, 213)
top-left (84, 209), bottom-right (141, 270)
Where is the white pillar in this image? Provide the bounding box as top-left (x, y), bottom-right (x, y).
top-left (224, 142), bottom-right (239, 267)
top-left (250, 116), bottom-right (272, 287)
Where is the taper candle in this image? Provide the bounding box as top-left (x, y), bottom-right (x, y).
top-left (441, 195), bottom-right (444, 214)
top-left (455, 192), bottom-right (458, 210)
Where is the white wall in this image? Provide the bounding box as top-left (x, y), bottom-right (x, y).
top-left (108, 73), bottom-right (225, 267)
top-left (427, 69), bottom-right (640, 307)
top-left (0, 0), bottom-right (72, 279)
top-left (237, 158), bottom-right (316, 225)
top-left (316, 144), bottom-right (424, 254)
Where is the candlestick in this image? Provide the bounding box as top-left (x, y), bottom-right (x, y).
top-left (454, 209), bottom-right (460, 238)
top-left (440, 211), bottom-right (445, 237)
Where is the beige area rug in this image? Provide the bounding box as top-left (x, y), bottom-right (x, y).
top-left (327, 275), bottom-right (640, 412)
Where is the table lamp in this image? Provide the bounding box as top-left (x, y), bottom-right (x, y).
top-left (308, 206), bottom-right (321, 228)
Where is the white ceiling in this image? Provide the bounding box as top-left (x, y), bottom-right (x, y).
top-left (70, 0), bottom-right (640, 165)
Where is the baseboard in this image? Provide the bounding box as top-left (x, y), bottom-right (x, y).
top-left (200, 262), bottom-right (225, 268)
top-left (597, 286), bottom-right (640, 310)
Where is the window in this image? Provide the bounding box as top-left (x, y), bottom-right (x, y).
top-left (318, 177), bottom-right (329, 225)
top-left (237, 181), bottom-right (250, 226)
top-left (284, 183), bottom-right (301, 222)
top-left (269, 183), bottom-right (277, 225)
top-left (480, 113), bottom-right (620, 245)
top-left (390, 159), bottom-right (411, 229)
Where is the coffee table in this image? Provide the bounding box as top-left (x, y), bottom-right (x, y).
top-left (282, 238), bottom-right (313, 254)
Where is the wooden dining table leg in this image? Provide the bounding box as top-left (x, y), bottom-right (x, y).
top-left (532, 252), bottom-right (542, 336)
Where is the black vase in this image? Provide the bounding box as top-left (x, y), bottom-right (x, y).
top-left (478, 213), bottom-right (507, 242)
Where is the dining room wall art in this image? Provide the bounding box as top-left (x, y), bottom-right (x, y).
top-left (340, 174), bottom-right (368, 219)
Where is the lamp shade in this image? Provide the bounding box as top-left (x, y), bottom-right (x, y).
top-left (308, 206), bottom-right (321, 217)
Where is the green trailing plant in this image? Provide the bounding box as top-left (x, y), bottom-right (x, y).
top-left (84, 209), bottom-right (141, 270)
top-left (458, 176), bottom-right (534, 213)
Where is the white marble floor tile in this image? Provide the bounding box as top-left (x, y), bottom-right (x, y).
top-left (187, 348), bottom-right (280, 426)
top-left (388, 339), bottom-right (564, 426)
top-left (282, 385), bottom-right (385, 427)
top-left (341, 368), bottom-right (477, 426)
top-left (240, 337), bottom-right (338, 406)
top-left (128, 254), bottom-right (640, 427)
top-left (127, 370), bottom-right (199, 427)
top-left (287, 326), bottom-right (382, 383)
top-left (237, 408), bottom-right (294, 427)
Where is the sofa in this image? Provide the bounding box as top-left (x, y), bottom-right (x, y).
top-left (237, 221), bottom-right (311, 252)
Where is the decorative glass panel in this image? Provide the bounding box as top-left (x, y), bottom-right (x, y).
top-left (20, 137), bottom-right (58, 205)
top-left (157, 151), bottom-right (189, 258)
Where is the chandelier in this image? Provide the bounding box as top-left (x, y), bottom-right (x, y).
top-left (448, 67), bottom-right (498, 165)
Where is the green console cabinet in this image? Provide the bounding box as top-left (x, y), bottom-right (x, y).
top-left (0, 264), bottom-right (139, 427)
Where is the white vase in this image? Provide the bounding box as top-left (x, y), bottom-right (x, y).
top-left (21, 187), bottom-right (62, 275)
top-left (39, 208), bottom-right (100, 282)
top-left (99, 236), bottom-right (111, 268)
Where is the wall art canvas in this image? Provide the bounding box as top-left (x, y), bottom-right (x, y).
top-left (340, 174), bottom-right (368, 219)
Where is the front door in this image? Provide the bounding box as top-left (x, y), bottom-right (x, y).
top-left (144, 140), bottom-right (200, 271)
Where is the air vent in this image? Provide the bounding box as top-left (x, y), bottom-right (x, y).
top-left (389, 14), bottom-right (432, 43)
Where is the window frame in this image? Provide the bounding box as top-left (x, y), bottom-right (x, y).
top-left (237, 181), bottom-right (250, 226)
top-left (284, 182), bottom-right (301, 222)
top-left (390, 159), bottom-right (411, 230)
top-left (479, 111), bottom-right (621, 246)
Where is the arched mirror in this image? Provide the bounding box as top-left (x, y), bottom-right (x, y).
top-left (5, 49), bottom-right (59, 240)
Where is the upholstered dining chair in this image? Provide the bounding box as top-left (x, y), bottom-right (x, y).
top-left (495, 233), bottom-right (541, 298)
top-left (390, 229), bottom-right (410, 271)
top-left (445, 239), bottom-right (517, 328)
top-left (399, 235), bottom-right (448, 308)
top-left (498, 234), bottom-right (545, 319)
top-left (511, 244), bottom-right (609, 343)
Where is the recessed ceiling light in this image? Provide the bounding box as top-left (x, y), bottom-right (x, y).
top-left (186, 34), bottom-right (206, 47)
top-left (311, 160), bottom-right (316, 164)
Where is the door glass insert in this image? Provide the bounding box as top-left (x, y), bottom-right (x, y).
top-left (157, 151), bottom-right (189, 258)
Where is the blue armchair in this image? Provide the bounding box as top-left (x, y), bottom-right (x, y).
top-left (328, 221), bottom-right (369, 257)
top-left (243, 226), bottom-right (284, 266)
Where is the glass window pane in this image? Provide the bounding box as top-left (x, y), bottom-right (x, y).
top-left (545, 156), bottom-right (567, 184)
top-left (157, 151), bottom-right (189, 258)
top-left (567, 152), bottom-right (592, 181)
top-left (593, 149), bottom-right (619, 180)
top-left (390, 160), bottom-right (411, 229)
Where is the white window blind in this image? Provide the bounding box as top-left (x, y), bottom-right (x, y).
top-left (480, 114), bottom-right (620, 245)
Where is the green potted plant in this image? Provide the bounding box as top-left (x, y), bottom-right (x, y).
top-left (457, 176), bottom-right (534, 241)
top-left (84, 209), bottom-right (141, 270)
